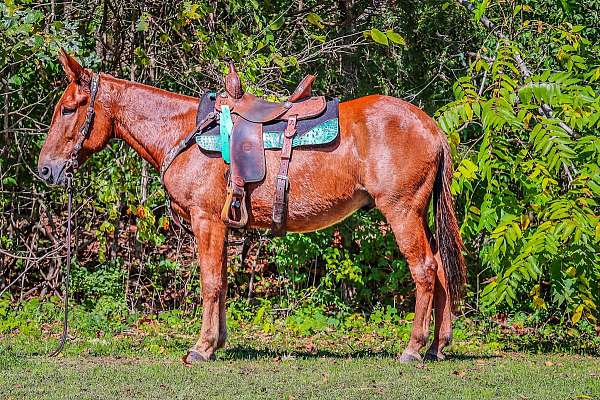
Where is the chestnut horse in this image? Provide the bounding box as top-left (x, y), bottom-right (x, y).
top-left (38, 51), bottom-right (465, 363)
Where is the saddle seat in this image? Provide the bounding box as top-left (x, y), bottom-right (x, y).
top-left (215, 80), bottom-right (325, 124)
top-left (211, 61), bottom-right (328, 234)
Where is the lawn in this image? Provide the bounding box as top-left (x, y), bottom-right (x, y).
top-left (1, 302), bottom-right (599, 399)
top-left (1, 339), bottom-right (599, 400)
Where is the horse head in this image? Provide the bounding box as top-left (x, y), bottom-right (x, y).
top-left (38, 50), bottom-right (113, 185)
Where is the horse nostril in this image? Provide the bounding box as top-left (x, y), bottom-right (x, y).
top-left (40, 166), bottom-right (51, 179)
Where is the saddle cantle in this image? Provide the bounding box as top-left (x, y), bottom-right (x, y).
top-left (165, 60), bottom-right (339, 235)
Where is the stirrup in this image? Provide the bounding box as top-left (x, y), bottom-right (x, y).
top-left (221, 185), bottom-right (248, 228)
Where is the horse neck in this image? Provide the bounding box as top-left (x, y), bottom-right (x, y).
top-left (106, 75), bottom-right (198, 170)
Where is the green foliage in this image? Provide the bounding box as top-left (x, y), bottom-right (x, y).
top-left (435, 17), bottom-right (600, 322)
top-left (71, 259), bottom-right (126, 304)
top-left (1, 0), bottom-right (599, 330)
top-left (269, 211), bottom-right (410, 310)
top-left (2, 298), bottom-right (599, 357)
top-left (368, 28), bottom-right (389, 46)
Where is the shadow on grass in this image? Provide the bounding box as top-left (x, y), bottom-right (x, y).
top-left (219, 346), bottom-right (501, 362)
top-left (220, 346), bottom-right (396, 360)
top-left (499, 340), bottom-right (600, 357)
top-left (446, 354), bottom-right (501, 361)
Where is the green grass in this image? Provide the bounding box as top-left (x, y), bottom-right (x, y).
top-left (1, 301), bottom-right (599, 399)
top-left (1, 332), bottom-right (599, 400)
top-left (1, 351), bottom-right (599, 399)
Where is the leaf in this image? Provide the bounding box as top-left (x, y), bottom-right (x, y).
top-left (386, 30), bottom-right (406, 46)
top-left (310, 34), bottom-right (325, 43)
top-left (370, 28), bottom-right (389, 46)
top-left (571, 304), bottom-right (584, 324)
top-left (2, 177), bottom-right (16, 186)
top-left (474, 0), bottom-right (489, 23)
top-left (269, 15), bottom-right (285, 31)
top-left (306, 13), bottom-right (324, 29)
top-left (136, 13), bottom-right (150, 32)
top-left (559, 0), bottom-right (572, 14)
top-left (181, 2), bottom-right (202, 20)
top-left (533, 296), bottom-right (546, 309)
top-left (464, 102), bottom-right (473, 120)
top-left (271, 53), bottom-right (286, 68)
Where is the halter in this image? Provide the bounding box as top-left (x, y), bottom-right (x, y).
top-left (69, 73), bottom-right (100, 169)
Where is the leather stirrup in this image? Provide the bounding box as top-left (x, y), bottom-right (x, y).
top-left (221, 180), bottom-right (248, 228)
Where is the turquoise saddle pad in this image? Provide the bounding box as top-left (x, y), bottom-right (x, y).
top-left (194, 93), bottom-right (339, 158)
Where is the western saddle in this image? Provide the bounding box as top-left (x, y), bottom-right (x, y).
top-left (161, 61), bottom-right (327, 234)
top-left (217, 61), bottom-right (326, 234)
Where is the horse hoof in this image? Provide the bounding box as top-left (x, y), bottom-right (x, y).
top-left (424, 351), bottom-right (445, 361)
top-left (398, 350), bottom-right (422, 363)
top-left (182, 350), bottom-right (215, 364)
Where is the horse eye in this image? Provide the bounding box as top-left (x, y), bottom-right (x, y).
top-left (62, 106), bottom-right (76, 115)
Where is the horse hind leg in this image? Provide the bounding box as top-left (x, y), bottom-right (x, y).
top-left (384, 210), bottom-right (437, 362)
top-left (417, 225), bottom-right (453, 361)
top-left (425, 250), bottom-right (453, 361)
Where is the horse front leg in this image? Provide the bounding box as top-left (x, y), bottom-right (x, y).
top-left (184, 208), bottom-right (228, 363)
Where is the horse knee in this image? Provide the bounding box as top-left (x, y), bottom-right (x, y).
top-left (201, 281), bottom-right (225, 302)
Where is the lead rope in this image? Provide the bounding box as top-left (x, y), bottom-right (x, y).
top-left (48, 172), bottom-right (74, 357)
top-left (47, 74), bottom-right (99, 357)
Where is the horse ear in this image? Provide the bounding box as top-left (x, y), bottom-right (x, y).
top-left (58, 49), bottom-right (90, 84)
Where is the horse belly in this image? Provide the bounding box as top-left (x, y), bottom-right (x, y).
top-left (247, 146), bottom-right (369, 232)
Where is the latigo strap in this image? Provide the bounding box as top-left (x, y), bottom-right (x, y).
top-left (272, 114), bottom-right (297, 235)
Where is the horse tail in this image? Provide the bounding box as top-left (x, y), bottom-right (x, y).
top-left (433, 137), bottom-right (466, 310)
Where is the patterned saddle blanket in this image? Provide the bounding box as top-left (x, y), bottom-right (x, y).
top-left (194, 92), bottom-right (339, 159)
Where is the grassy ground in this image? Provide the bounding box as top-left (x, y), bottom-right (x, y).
top-left (1, 350), bottom-right (599, 399)
top-left (1, 302), bottom-right (599, 399)
top-left (1, 334), bottom-right (599, 400)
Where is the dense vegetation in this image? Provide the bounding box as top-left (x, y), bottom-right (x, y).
top-left (1, 0), bottom-right (598, 335)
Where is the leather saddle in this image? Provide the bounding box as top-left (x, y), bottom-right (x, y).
top-left (212, 61), bottom-right (326, 234)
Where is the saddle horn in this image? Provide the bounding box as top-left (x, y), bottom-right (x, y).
top-left (224, 59), bottom-right (244, 100)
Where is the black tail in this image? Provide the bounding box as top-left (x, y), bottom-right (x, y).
top-left (433, 139), bottom-right (466, 310)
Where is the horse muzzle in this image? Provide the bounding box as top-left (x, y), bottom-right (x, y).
top-left (38, 159), bottom-right (71, 186)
